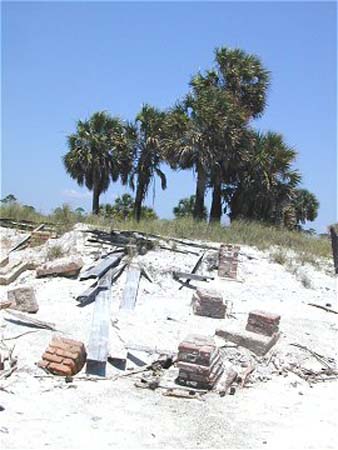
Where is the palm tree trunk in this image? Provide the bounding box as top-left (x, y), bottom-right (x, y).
top-left (92, 184), bottom-right (100, 215)
top-left (134, 182), bottom-right (144, 222)
top-left (193, 163), bottom-right (206, 220)
top-left (209, 180), bottom-right (222, 223)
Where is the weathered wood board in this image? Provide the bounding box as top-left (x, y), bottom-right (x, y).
top-left (119, 264), bottom-right (141, 310)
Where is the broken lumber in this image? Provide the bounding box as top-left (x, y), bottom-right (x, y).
top-left (76, 262), bottom-right (127, 305)
top-left (173, 271), bottom-right (214, 282)
top-left (80, 252), bottom-right (124, 280)
top-left (86, 270), bottom-right (113, 376)
top-left (308, 303), bottom-right (338, 315)
top-left (178, 253), bottom-right (205, 290)
top-left (329, 226), bottom-right (338, 274)
top-left (119, 263), bottom-right (141, 310)
top-left (10, 223), bottom-right (45, 253)
top-left (3, 310), bottom-right (57, 331)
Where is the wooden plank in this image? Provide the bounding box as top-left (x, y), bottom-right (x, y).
top-left (329, 226), bottom-right (338, 274)
top-left (108, 327), bottom-right (128, 370)
top-left (77, 262), bottom-right (127, 305)
top-left (178, 252), bottom-right (205, 290)
top-left (173, 271), bottom-right (214, 282)
top-left (10, 224), bottom-right (45, 253)
top-left (4, 310), bottom-right (57, 331)
top-left (86, 270), bottom-right (113, 376)
top-left (120, 264), bottom-right (141, 310)
top-left (79, 253), bottom-right (124, 280)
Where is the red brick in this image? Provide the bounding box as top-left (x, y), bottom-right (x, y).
top-left (42, 352), bottom-right (63, 364)
top-left (48, 363), bottom-right (73, 376)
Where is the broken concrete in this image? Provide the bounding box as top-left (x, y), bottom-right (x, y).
top-left (36, 256), bottom-right (84, 278)
top-left (38, 336), bottom-right (87, 376)
top-left (0, 261), bottom-right (31, 285)
top-left (7, 285), bottom-right (39, 313)
top-left (192, 287), bottom-right (226, 319)
top-left (215, 325), bottom-right (280, 356)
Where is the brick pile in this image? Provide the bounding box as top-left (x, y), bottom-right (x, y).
top-left (38, 336), bottom-right (86, 376)
top-left (176, 334), bottom-right (223, 389)
top-left (192, 288), bottom-right (226, 319)
top-left (218, 244), bottom-right (240, 279)
top-left (245, 310), bottom-right (281, 336)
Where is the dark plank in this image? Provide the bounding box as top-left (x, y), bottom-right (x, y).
top-left (329, 226), bottom-right (338, 274)
top-left (178, 252), bottom-right (205, 290)
top-left (173, 271), bottom-right (214, 282)
top-left (79, 253), bottom-right (124, 280)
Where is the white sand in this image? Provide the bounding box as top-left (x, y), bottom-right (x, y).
top-left (0, 226), bottom-right (337, 449)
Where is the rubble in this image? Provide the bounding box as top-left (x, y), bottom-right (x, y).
top-left (38, 336), bottom-right (87, 376)
top-left (218, 244), bottom-right (240, 279)
top-left (215, 325), bottom-right (280, 356)
top-left (7, 285), bottom-right (39, 313)
top-left (192, 287), bottom-right (226, 318)
top-left (245, 310), bottom-right (281, 336)
top-left (36, 255), bottom-right (84, 278)
top-left (176, 335), bottom-right (224, 389)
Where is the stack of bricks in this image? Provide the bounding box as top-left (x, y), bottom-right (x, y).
top-left (38, 336), bottom-right (87, 376)
top-left (29, 230), bottom-right (51, 247)
top-left (245, 310), bottom-right (281, 337)
top-left (192, 288), bottom-right (226, 319)
top-left (176, 334), bottom-right (223, 390)
top-left (218, 244), bottom-right (240, 279)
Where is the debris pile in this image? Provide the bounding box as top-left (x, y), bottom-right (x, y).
top-left (218, 244), bottom-right (239, 279)
top-left (245, 310), bottom-right (281, 336)
top-left (192, 287), bottom-right (226, 318)
top-left (176, 334), bottom-right (224, 389)
top-left (7, 285), bottom-right (39, 313)
top-left (38, 336), bottom-right (87, 376)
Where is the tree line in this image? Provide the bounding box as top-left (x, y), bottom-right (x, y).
top-left (63, 46), bottom-right (319, 229)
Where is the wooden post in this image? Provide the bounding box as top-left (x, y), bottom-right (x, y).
top-left (86, 270), bottom-right (113, 376)
top-left (329, 226), bottom-right (338, 275)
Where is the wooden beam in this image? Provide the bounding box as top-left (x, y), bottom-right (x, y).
top-left (4, 310), bottom-right (57, 331)
top-left (79, 253), bottom-right (124, 280)
top-left (119, 263), bottom-right (141, 310)
top-left (86, 270), bottom-right (113, 376)
top-left (173, 271), bottom-right (214, 282)
top-left (178, 253), bottom-right (205, 290)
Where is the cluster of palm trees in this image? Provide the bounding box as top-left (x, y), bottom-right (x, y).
top-left (63, 46), bottom-right (319, 228)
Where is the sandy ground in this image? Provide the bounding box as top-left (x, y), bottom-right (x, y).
top-left (0, 226), bottom-right (337, 449)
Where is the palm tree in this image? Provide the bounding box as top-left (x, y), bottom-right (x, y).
top-left (63, 111), bottom-right (133, 214)
top-left (173, 195), bottom-right (207, 219)
top-left (128, 105), bottom-right (167, 222)
top-left (208, 47), bottom-right (270, 223)
top-left (164, 74), bottom-right (246, 221)
top-left (291, 188), bottom-right (319, 226)
top-left (227, 131), bottom-right (301, 224)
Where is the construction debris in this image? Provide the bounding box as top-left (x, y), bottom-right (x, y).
top-left (7, 285), bottom-right (39, 313)
top-left (4, 310), bottom-right (57, 331)
top-left (36, 255), bottom-right (84, 278)
top-left (86, 270), bottom-right (113, 376)
top-left (192, 287), bottom-right (226, 319)
top-left (215, 324), bottom-right (280, 356)
top-left (245, 310), bottom-right (281, 336)
top-left (0, 261), bottom-right (32, 285)
top-left (176, 335), bottom-right (224, 389)
top-left (79, 252), bottom-right (124, 280)
top-left (120, 263), bottom-right (141, 310)
top-left (218, 244), bottom-right (240, 279)
top-left (38, 336), bottom-right (87, 376)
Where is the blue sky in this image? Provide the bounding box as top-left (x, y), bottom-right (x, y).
top-left (1, 1), bottom-right (337, 231)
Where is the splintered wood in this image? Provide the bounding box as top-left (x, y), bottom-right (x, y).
top-left (218, 244), bottom-right (240, 280)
